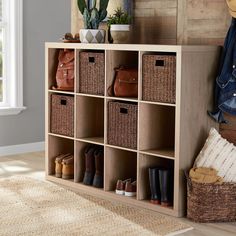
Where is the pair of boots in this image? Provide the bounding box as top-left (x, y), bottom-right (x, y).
top-left (149, 167), bottom-right (173, 207)
top-left (83, 145), bottom-right (104, 188)
top-left (55, 153), bottom-right (74, 179)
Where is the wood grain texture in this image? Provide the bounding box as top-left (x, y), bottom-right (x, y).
top-left (71, 0), bottom-right (231, 45)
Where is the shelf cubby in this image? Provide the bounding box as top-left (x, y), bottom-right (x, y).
top-left (139, 103), bottom-right (175, 159)
top-left (47, 48), bottom-right (75, 92)
top-left (138, 154), bottom-right (174, 207)
top-left (104, 147), bottom-right (137, 193)
top-left (106, 50), bottom-right (139, 99)
top-left (74, 141), bottom-right (104, 186)
top-left (76, 95), bottom-right (104, 143)
top-left (47, 135), bottom-right (74, 177)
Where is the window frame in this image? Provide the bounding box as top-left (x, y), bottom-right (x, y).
top-left (0, 0), bottom-right (25, 115)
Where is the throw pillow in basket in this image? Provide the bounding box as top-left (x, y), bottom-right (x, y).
top-left (194, 128), bottom-right (236, 182)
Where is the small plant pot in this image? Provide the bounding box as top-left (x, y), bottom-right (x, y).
top-left (110, 24), bottom-right (131, 44)
top-left (79, 29), bottom-right (106, 43)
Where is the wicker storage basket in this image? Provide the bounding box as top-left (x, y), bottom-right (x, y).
top-left (142, 54), bottom-right (176, 103)
top-left (51, 94), bottom-right (74, 137)
top-left (107, 101), bottom-right (137, 149)
top-left (187, 177), bottom-right (236, 223)
top-left (79, 51), bottom-right (105, 95)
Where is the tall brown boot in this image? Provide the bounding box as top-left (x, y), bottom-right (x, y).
top-left (93, 148), bottom-right (104, 188)
top-left (83, 145), bottom-right (96, 185)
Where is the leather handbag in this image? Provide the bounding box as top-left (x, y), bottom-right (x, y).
top-left (53, 49), bottom-right (74, 91)
top-left (108, 66), bottom-right (138, 97)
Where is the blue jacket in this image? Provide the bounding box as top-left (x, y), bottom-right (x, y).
top-left (209, 18), bottom-right (236, 123)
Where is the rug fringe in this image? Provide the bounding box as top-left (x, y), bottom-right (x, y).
top-left (166, 227), bottom-right (194, 236)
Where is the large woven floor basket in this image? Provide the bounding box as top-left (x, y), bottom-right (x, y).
top-left (79, 51), bottom-right (105, 95)
top-left (142, 54), bottom-right (176, 104)
top-left (51, 94), bottom-right (74, 137)
top-left (187, 178), bottom-right (236, 223)
top-left (107, 101), bottom-right (137, 149)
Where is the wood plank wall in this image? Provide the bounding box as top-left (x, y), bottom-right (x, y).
top-left (71, 0), bottom-right (236, 144)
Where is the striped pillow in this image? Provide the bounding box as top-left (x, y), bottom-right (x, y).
top-left (194, 128), bottom-right (236, 182)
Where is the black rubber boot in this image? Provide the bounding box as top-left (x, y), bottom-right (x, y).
top-left (148, 168), bottom-right (161, 204)
top-left (159, 168), bottom-right (173, 207)
top-left (93, 148), bottom-right (104, 188)
top-left (83, 145), bottom-right (96, 185)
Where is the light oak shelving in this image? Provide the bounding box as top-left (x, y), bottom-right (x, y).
top-left (45, 43), bottom-right (220, 217)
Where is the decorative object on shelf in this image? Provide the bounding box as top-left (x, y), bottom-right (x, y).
top-left (149, 167), bottom-right (173, 206)
top-left (107, 7), bottom-right (131, 43)
top-left (61, 32), bottom-right (81, 43)
top-left (107, 66), bottom-right (138, 97)
top-left (142, 53), bottom-right (176, 104)
top-left (52, 49), bottom-right (74, 91)
top-left (83, 145), bottom-right (104, 188)
top-left (50, 94), bottom-right (74, 137)
top-left (77, 0), bottom-right (109, 43)
top-left (79, 51), bottom-right (105, 95)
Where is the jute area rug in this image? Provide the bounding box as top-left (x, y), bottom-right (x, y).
top-left (0, 176), bottom-right (193, 236)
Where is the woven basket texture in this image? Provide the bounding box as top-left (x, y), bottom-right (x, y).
top-left (79, 51), bottom-right (105, 95)
top-left (51, 94), bottom-right (74, 137)
top-left (142, 54), bottom-right (176, 103)
top-left (187, 179), bottom-right (236, 223)
top-left (107, 101), bottom-right (137, 149)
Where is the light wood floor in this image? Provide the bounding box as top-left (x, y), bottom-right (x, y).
top-left (0, 152), bottom-right (236, 236)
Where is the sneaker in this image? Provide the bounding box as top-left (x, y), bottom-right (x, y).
top-left (125, 181), bottom-right (136, 197)
top-left (115, 178), bottom-right (131, 195)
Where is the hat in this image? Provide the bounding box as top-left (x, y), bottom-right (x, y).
top-left (226, 0), bottom-right (236, 18)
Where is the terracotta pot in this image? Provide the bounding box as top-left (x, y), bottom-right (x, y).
top-left (110, 24), bottom-right (131, 44)
top-left (79, 29), bottom-right (106, 43)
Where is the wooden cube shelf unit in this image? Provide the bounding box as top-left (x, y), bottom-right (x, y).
top-left (45, 43), bottom-right (220, 217)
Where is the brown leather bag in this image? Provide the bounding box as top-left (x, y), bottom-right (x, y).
top-left (53, 49), bottom-right (74, 91)
top-left (108, 67), bottom-right (138, 97)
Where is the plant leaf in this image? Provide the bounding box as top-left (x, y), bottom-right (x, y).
top-left (99, 0), bottom-right (109, 11)
top-left (77, 0), bottom-right (87, 15)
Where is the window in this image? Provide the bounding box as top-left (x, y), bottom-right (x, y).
top-left (0, 0), bottom-right (25, 115)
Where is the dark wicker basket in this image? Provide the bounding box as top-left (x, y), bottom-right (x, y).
top-left (79, 51), bottom-right (105, 95)
top-left (107, 101), bottom-right (137, 149)
top-left (187, 177), bottom-right (236, 223)
top-left (142, 54), bottom-right (176, 103)
top-left (51, 94), bottom-right (74, 137)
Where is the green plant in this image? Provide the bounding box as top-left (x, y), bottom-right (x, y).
top-left (77, 0), bottom-right (109, 29)
top-left (107, 7), bottom-right (131, 26)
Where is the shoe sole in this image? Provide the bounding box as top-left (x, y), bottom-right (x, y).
top-left (55, 173), bottom-right (62, 178)
top-left (115, 190), bottom-right (125, 195)
top-left (62, 174), bottom-right (74, 179)
top-left (124, 192), bottom-right (136, 197)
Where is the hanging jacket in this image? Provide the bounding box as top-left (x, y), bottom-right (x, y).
top-left (209, 18), bottom-right (236, 123)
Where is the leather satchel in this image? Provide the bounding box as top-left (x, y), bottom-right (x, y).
top-left (53, 49), bottom-right (74, 91)
top-left (108, 66), bottom-right (138, 97)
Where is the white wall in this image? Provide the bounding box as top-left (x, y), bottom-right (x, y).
top-left (0, 0), bottom-right (70, 147)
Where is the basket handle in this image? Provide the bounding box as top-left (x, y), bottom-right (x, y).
top-left (155, 59), bottom-right (165, 67)
top-left (184, 170), bottom-right (192, 191)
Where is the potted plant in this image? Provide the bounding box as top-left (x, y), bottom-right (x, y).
top-left (107, 7), bottom-right (132, 44)
top-left (77, 0), bottom-right (109, 43)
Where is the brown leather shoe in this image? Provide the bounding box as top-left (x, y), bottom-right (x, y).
top-left (125, 181), bottom-right (136, 197)
top-left (54, 153), bottom-right (71, 178)
top-left (62, 155), bottom-right (74, 179)
top-left (115, 178), bottom-right (131, 195)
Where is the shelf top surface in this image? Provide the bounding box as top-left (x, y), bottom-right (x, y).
top-left (45, 42), bottom-right (220, 53)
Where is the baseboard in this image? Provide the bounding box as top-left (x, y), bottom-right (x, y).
top-left (0, 142), bottom-right (45, 157)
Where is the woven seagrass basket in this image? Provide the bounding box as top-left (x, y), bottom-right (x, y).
top-left (107, 101), bottom-right (137, 149)
top-left (142, 54), bottom-right (176, 104)
top-left (79, 51), bottom-right (105, 95)
top-left (51, 94), bottom-right (74, 137)
top-left (187, 176), bottom-right (236, 223)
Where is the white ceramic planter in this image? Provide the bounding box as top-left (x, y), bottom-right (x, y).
top-left (110, 24), bottom-right (131, 44)
top-left (79, 29), bottom-right (106, 43)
